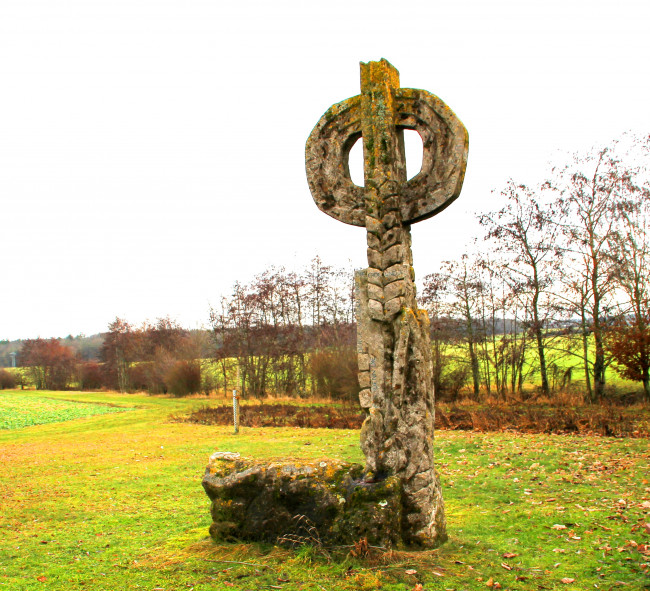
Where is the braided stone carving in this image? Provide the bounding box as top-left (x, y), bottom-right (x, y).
top-left (305, 59), bottom-right (468, 546)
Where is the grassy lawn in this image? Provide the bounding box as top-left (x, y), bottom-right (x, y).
top-left (0, 390), bottom-right (648, 590)
top-left (0, 392), bottom-right (133, 429)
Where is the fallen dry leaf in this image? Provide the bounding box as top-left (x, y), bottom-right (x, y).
top-left (561, 577), bottom-right (576, 584)
top-left (405, 569), bottom-right (417, 575)
top-left (36, 577), bottom-right (46, 583)
top-left (413, 585), bottom-right (424, 591)
top-left (501, 563), bottom-right (512, 571)
top-left (502, 552), bottom-right (518, 558)
top-left (552, 524), bottom-right (567, 530)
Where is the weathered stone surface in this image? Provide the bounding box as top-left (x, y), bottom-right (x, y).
top-left (366, 268), bottom-right (383, 286)
top-left (384, 263), bottom-right (409, 284)
top-left (202, 456), bottom-right (404, 548)
top-left (305, 65), bottom-right (468, 227)
top-left (383, 296), bottom-right (404, 318)
top-left (358, 371), bottom-right (371, 389)
top-left (384, 279), bottom-right (407, 302)
top-left (305, 59), bottom-right (467, 548)
top-left (367, 282), bottom-right (384, 302)
top-left (358, 388), bottom-right (372, 408)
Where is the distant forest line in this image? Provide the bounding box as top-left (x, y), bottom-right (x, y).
top-left (2, 133), bottom-right (650, 404)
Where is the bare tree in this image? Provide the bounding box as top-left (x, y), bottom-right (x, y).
top-left (421, 271), bottom-right (463, 400)
top-left (552, 145), bottom-right (630, 401)
top-left (480, 181), bottom-right (560, 395)
top-left (424, 255), bottom-right (483, 398)
top-left (208, 258), bottom-right (357, 400)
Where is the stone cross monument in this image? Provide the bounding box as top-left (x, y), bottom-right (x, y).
top-left (306, 59), bottom-right (468, 546)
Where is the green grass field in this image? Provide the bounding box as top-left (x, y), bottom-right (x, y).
top-left (437, 334), bottom-right (644, 398)
top-left (1, 390), bottom-right (648, 590)
top-left (0, 393), bottom-right (132, 429)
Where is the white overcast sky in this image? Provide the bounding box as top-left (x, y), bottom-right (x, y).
top-left (1, 0), bottom-right (649, 340)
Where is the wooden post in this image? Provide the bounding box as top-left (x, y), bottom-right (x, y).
top-left (233, 363), bottom-right (240, 434)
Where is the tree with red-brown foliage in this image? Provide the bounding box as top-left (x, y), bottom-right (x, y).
top-left (79, 362), bottom-right (105, 390)
top-left (19, 338), bottom-right (78, 390)
top-left (102, 316), bottom-right (202, 395)
top-left (604, 315), bottom-right (650, 401)
top-left (605, 145), bottom-right (650, 402)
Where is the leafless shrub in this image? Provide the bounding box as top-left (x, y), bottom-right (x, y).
top-left (0, 369), bottom-right (16, 389)
top-left (164, 360), bottom-right (201, 397)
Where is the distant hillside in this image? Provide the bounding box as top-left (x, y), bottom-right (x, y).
top-left (0, 334), bottom-right (104, 367)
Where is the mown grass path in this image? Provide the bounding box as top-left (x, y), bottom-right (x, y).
top-left (0, 390), bottom-right (648, 590)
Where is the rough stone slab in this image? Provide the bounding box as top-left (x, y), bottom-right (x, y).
top-left (368, 299), bottom-right (384, 320)
top-left (366, 267), bottom-right (383, 286)
top-left (382, 245), bottom-right (404, 268)
top-left (384, 296), bottom-right (404, 317)
top-left (358, 371), bottom-right (371, 389)
top-left (383, 263), bottom-right (409, 284)
top-left (382, 195), bottom-right (400, 211)
top-left (367, 282), bottom-right (384, 302)
top-left (365, 215), bottom-right (382, 234)
top-left (358, 353), bottom-right (370, 371)
top-left (359, 388), bottom-right (372, 408)
top-left (382, 212), bottom-right (399, 230)
top-left (367, 233), bottom-right (381, 251)
top-left (203, 456), bottom-right (404, 548)
top-left (367, 248), bottom-right (381, 269)
top-left (382, 228), bottom-right (401, 249)
top-left (384, 279), bottom-right (407, 302)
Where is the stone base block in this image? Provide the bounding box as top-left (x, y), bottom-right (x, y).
top-left (202, 455), bottom-right (405, 548)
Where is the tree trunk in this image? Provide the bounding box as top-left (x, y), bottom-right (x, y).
top-left (580, 308), bottom-right (594, 403)
top-left (592, 310), bottom-right (606, 400)
top-left (469, 340), bottom-right (480, 398)
top-left (642, 370), bottom-right (650, 403)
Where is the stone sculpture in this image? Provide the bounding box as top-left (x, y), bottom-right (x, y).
top-left (202, 59), bottom-right (467, 550)
top-left (305, 59), bottom-right (468, 546)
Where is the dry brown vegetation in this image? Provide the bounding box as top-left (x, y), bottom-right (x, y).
top-left (175, 398), bottom-right (650, 437)
top-left (175, 403), bottom-right (363, 430)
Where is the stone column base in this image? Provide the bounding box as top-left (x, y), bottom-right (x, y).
top-left (202, 455), bottom-right (428, 548)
